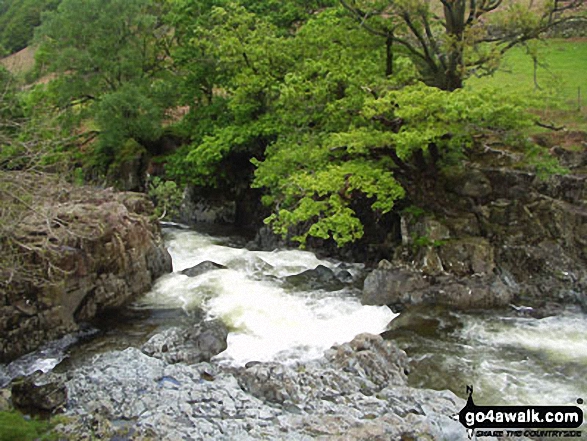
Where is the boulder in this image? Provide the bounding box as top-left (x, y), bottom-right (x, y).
top-left (180, 261), bottom-right (227, 277)
top-left (362, 263), bottom-right (514, 311)
top-left (362, 265), bottom-right (428, 307)
top-left (11, 372), bottom-right (67, 413)
top-left (285, 264), bottom-right (345, 291)
top-left (141, 319), bottom-right (228, 364)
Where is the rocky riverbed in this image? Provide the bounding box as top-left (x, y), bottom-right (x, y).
top-left (11, 331), bottom-right (468, 440)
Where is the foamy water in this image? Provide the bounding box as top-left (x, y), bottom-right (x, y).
top-left (136, 228), bottom-right (396, 365)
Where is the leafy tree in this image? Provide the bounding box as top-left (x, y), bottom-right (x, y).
top-left (254, 76), bottom-right (539, 245)
top-left (34, 0), bottom-right (176, 170)
top-left (251, 8), bottom-right (413, 246)
top-left (166, 2), bottom-right (296, 189)
top-left (340, 0), bottom-right (586, 90)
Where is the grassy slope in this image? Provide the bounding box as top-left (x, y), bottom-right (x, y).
top-left (467, 39), bottom-right (587, 130)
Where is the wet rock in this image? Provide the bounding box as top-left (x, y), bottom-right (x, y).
top-left (285, 264), bottom-right (345, 291)
top-left (141, 319), bottom-right (228, 364)
top-left (12, 372), bottom-right (67, 413)
top-left (382, 305), bottom-right (462, 339)
top-left (363, 264), bottom-right (514, 310)
top-left (180, 261), bottom-right (227, 277)
top-left (362, 266), bottom-right (428, 307)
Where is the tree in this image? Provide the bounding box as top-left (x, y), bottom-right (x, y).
top-left (34, 0), bottom-right (176, 167)
top-left (340, 0), bottom-right (586, 90)
top-left (0, 0), bottom-right (61, 55)
top-left (166, 1), bottom-right (296, 189)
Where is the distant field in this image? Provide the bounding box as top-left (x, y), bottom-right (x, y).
top-left (0, 46), bottom-right (35, 75)
top-left (467, 38), bottom-right (587, 129)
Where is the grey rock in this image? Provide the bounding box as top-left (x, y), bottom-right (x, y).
top-left (59, 334), bottom-right (477, 440)
top-left (362, 265), bottom-right (514, 310)
top-left (142, 319), bottom-right (228, 364)
top-left (362, 267), bottom-right (428, 307)
top-left (285, 265), bottom-right (345, 291)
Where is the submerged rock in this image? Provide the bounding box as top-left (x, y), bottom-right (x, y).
top-left (180, 260), bottom-right (227, 277)
top-left (141, 319), bottom-right (228, 364)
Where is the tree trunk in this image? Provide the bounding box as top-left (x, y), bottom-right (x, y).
top-left (385, 34), bottom-right (394, 77)
top-left (442, 0), bottom-right (466, 91)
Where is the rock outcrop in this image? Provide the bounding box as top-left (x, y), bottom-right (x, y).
top-left (0, 175), bottom-right (172, 362)
top-left (363, 142), bottom-right (587, 311)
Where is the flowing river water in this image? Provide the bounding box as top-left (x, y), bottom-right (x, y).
top-left (2, 226), bottom-right (586, 423)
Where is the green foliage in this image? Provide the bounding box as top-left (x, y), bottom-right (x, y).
top-left (2, 0), bottom-right (573, 250)
top-left (0, 0), bottom-right (61, 54)
top-left (148, 176), bottom-right (183, 219)
top-left (0, 410), bottom-right (56, 441)
top-left (94, 82), bottom-right (165, 157)
top-left (525, 143), bottom-right (570, 180)
top-left (255, 80), bottom-right (540, 246)
top-left (34, 0), bottom-right (175, 175)
top-left (1, 68), bottom-right (70, 172)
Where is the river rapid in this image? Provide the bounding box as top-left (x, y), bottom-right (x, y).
top-left (1, 225), bottom-right (586, 436)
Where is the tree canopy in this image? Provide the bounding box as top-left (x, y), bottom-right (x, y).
top-left (2, 0), bottom-right (581, 245)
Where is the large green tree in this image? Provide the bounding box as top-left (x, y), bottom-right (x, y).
top-left (250, 6), bottom-right (549, 246)
top-left (35, 0), bottom-right (175, 163)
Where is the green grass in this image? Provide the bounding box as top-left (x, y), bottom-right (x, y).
top-left (0, 411), bottom-right (56, 441)
top-left (467, 39), bottom-right (587, 130)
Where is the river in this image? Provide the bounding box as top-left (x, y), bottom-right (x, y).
top-left (2, 226), bottom-right (586, 419)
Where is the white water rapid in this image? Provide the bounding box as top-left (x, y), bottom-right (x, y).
top-left (135, 228), bottom-right (397, 365)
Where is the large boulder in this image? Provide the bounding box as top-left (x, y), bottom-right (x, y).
top-left (141, 320), bottom-right (228, 364)
top-left (0, 176), bottom-right (172, 362)
top-left (284, 264), bottom-right (346, 291)
top-left (363, 262), bottom-right (515, 311)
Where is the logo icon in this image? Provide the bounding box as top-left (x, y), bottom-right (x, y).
top-left (455, 386), bottom-right (584, 439)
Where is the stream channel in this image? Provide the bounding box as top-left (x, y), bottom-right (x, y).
top-left (2, 225), bottom-right (586, 429)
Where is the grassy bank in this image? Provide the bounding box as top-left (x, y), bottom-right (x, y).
top-left (467, 38), bottom-right (587, 131)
